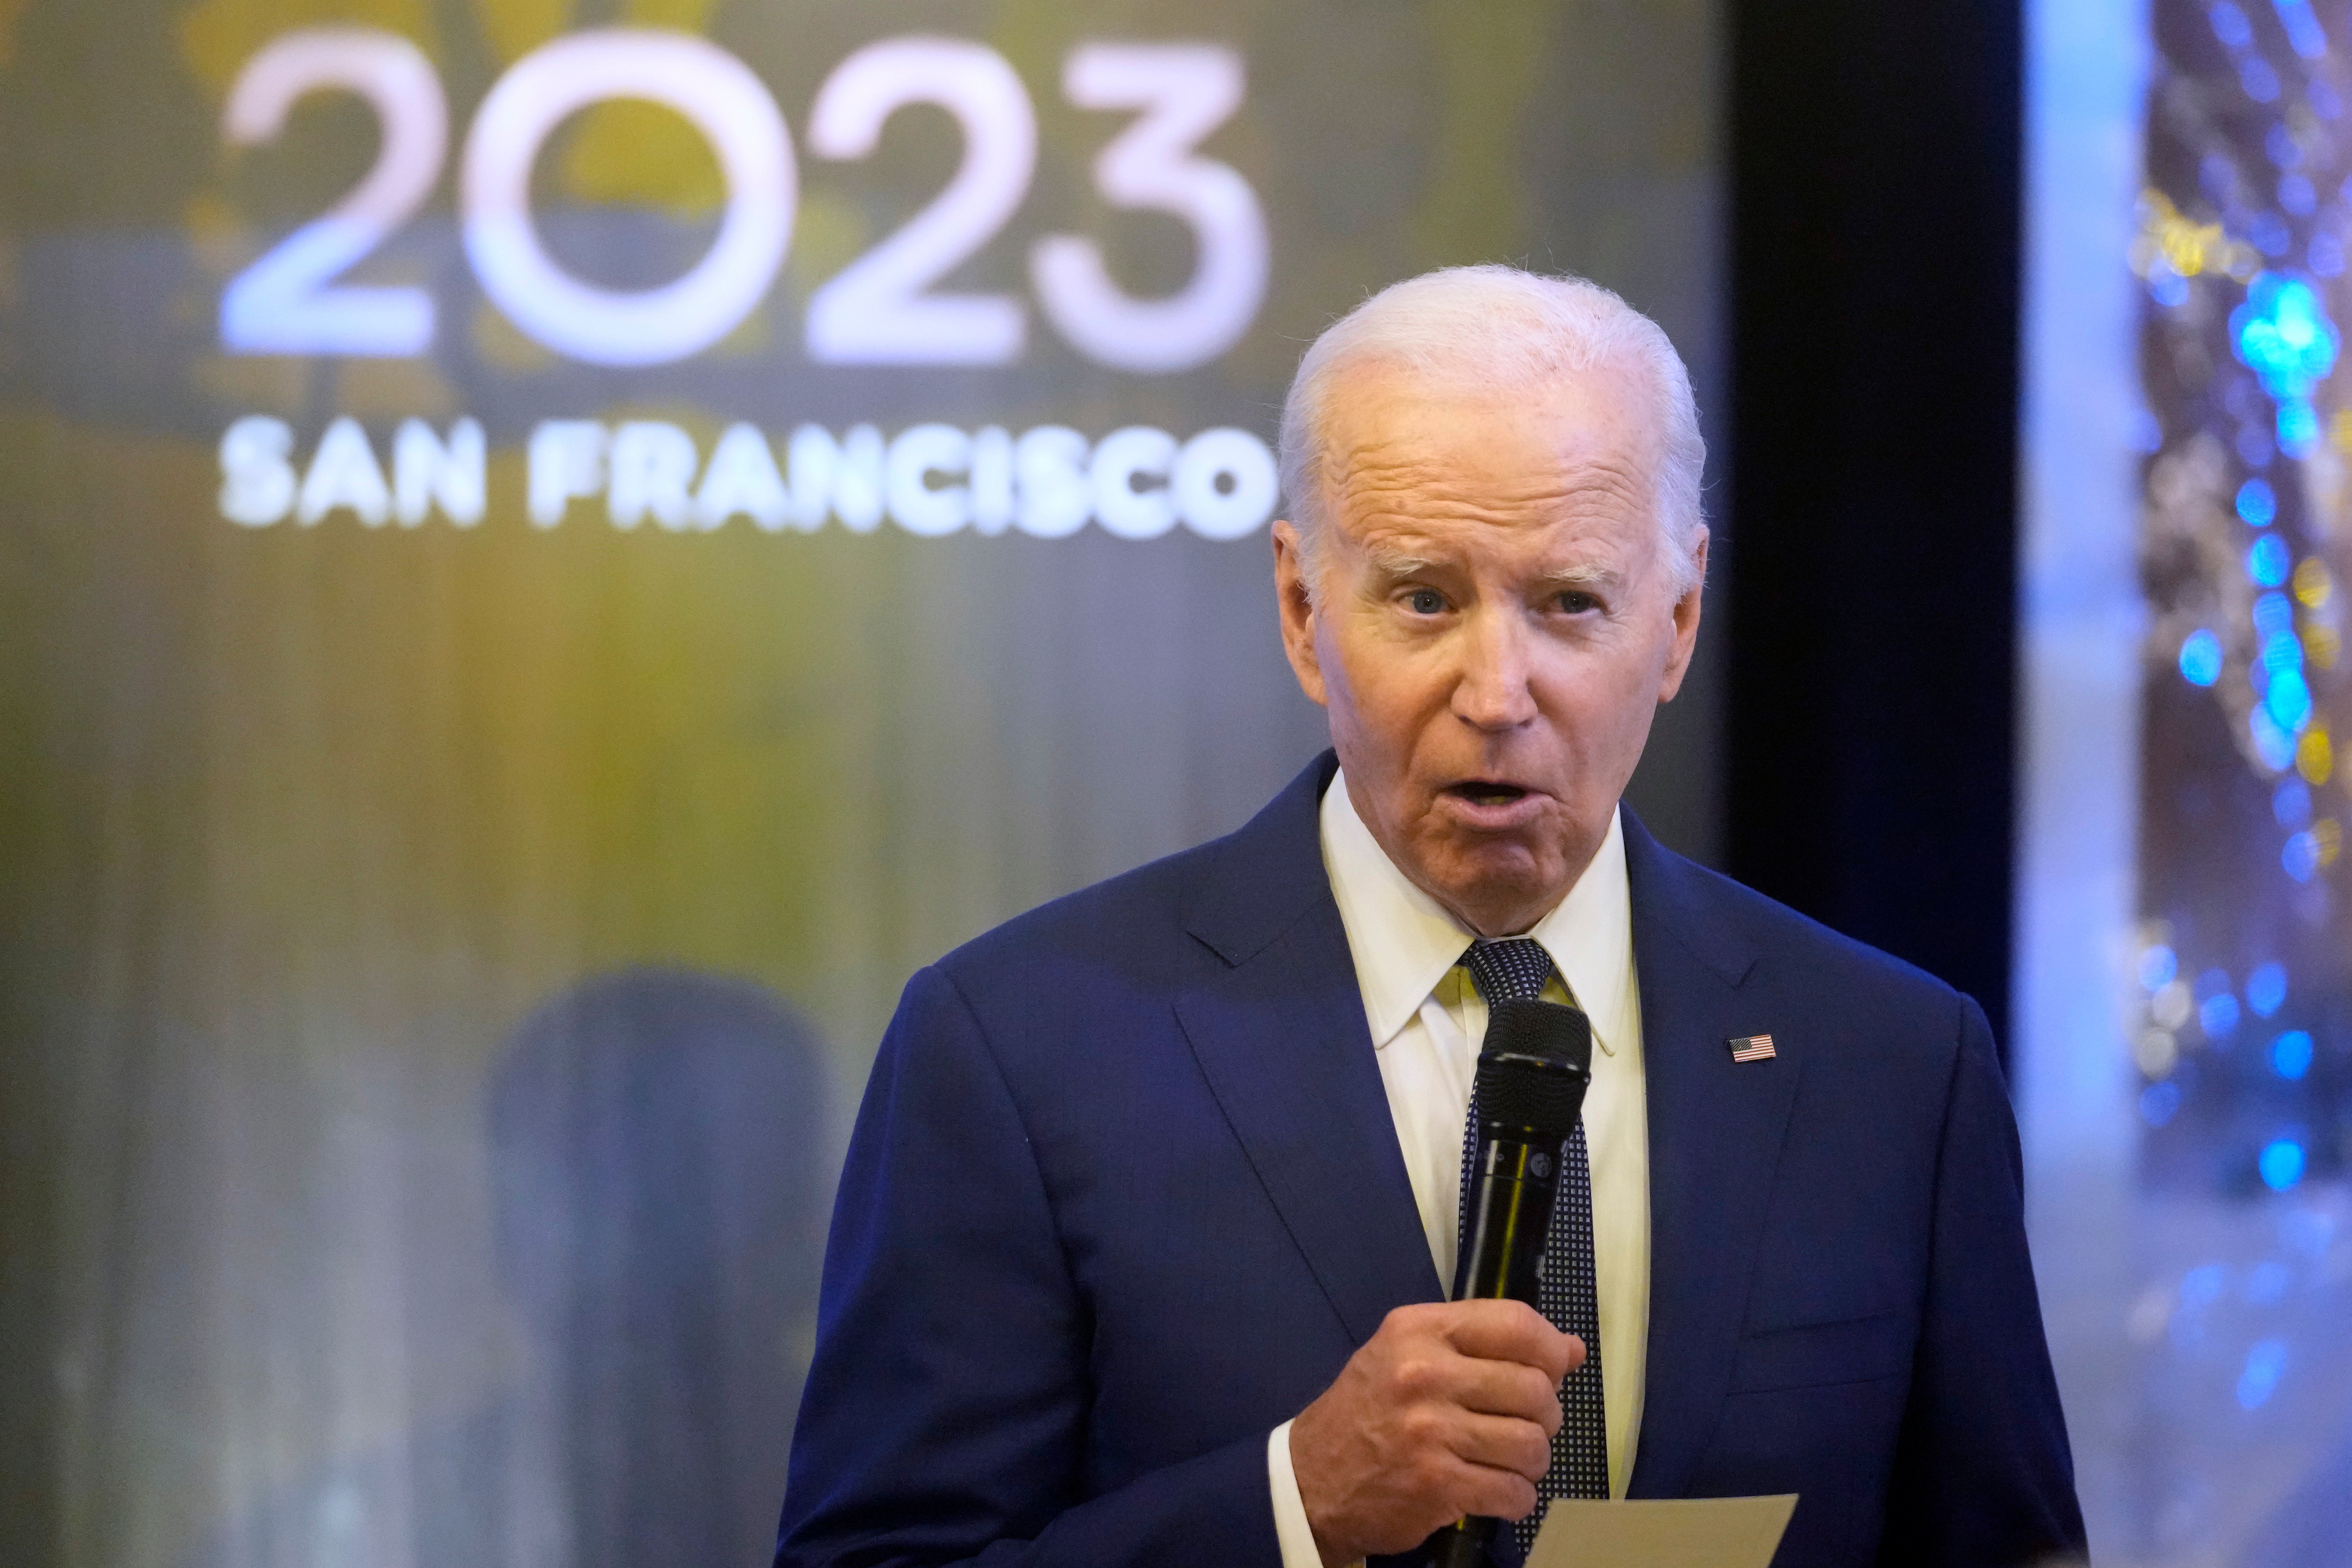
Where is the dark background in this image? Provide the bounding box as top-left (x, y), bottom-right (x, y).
top-left (1726, 0), bottom-right (2024, 1050)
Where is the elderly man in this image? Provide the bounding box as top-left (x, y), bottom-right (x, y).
top-left (776, 267), bottom-right (2085, 1568)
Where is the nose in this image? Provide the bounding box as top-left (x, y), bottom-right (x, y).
top-left (1450, 606), bottom-right (1539, 732)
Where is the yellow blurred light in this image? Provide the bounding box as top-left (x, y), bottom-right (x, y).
top-left (2313, 817), bottom-right (2342, 866)
top-left (2309, 625), bottom-right (2342, 669)
top-left (2300, 725), bottom-right (2335, 785)
top-left (2294, 556), bottom-right (2334, 607)
top-left (2134, 189), bottom-right (2225, 278)
top-left (2332, 409), bottom-right (2352, 455)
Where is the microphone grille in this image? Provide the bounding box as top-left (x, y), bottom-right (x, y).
top-left (1484, 998), bottom-right (1592, 1071)
top-left (1474, 999), bottom-right (1592, 1137)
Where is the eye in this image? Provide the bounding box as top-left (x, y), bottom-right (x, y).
top-left (1555, 590), bottom-right (1599, 615)
top-left (1405, 588), bottom-right (1446, 615)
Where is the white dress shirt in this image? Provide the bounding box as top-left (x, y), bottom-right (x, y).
top-left (1265, 771), bottom-right (1651, 1564)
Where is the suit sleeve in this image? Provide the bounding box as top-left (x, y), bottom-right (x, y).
top-left (1874, 996), bottom-right (2088, 1567)
top-left (774, 965), bottom-right (1283, 1568)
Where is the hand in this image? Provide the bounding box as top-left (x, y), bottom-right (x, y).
top-left (1288, 1300), bottom-right (1581, 1565)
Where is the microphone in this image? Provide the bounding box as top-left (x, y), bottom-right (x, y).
top-left (1427, 998), bottom-right (1593, 1568)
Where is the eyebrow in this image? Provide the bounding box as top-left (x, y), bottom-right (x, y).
top-left (1362, 544), bottom-right (1434, 579)
top-left (1358, 546), bottom-right (1620, 591)
top-left (1532, 564), bottom-right (1616, 591)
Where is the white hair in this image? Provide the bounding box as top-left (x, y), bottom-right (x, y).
top-left (1277, 265), bottom-right (1705, 596)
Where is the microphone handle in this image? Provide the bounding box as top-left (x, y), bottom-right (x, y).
top-left (1451, 1127), bottom-right (1565, 1303)
top-left (1424, 1123), bottom-right (1570, 1566)
top-left (1428, 1516), bottom-right (1498, 1568)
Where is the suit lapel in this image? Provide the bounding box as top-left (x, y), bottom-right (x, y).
top-left (1171, 769), bottom-right (1811, 1445)
top-left (1622, 815), bottom-right (1804, 1500)
top-left (1175, 754), bottom-right (1444, 1346)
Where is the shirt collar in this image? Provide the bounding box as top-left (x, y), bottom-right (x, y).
top-left (1319, 768), bottom-right (1634, 1059)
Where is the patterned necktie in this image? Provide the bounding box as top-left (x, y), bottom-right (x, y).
top-left (1459, 938), bottom-right (1609, 1558)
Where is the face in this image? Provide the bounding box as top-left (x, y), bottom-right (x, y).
top-left (1273, 363), bottom-right (1707, 938)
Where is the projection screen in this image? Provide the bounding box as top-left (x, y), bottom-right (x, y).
top-left (0, 4), bottom-right (1722, 1567)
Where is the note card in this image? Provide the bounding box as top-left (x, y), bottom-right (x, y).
top-left (1526, 1494), bottom-right (1798, 1568)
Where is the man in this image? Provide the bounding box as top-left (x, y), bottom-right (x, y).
top-left (776, 267), bottom-right (2085, 1567)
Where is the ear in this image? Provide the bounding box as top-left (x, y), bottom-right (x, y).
top-left (1655, 527), bottom-right (1709, 703)
top-left (1271, 521), bottom-right (1329, 707)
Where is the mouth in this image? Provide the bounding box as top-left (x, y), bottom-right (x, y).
top-left (1446, 780), bottom-right (1532, 808)
top-left (1437, 779), bottom-right (1550, 829)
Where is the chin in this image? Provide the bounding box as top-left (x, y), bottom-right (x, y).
top-left (1425, 846), bottom-right (1555, 918)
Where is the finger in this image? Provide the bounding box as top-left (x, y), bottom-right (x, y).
top-left (1448, 1358), bottom-right (1566, 1434)
top-left (1446, 1410), bottom-right (1557, 1483)
top-left (1441, 1300), bottom-right (1578, 1379)
top-left (1445, 1458), bottom-right (1543, 1523)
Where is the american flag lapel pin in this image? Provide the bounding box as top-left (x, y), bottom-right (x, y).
top-left (1727, 1033), bottom-right (1777, 1063)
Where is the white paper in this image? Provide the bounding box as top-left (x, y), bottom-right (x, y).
top-left (1525, 1494), bottom-right (1799, 1568)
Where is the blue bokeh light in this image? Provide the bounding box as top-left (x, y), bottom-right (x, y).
top-left (2237, 1339), bottom-right (2289, 1409)
top-left (2267, 668), bottom-right (2313, 729)
top-left (2272, 1030), bottom-right (2314, 1079)
top-left (2281, 173), bottom-right (2317, 214)
top-left (2243, 56), bottom-right (2284, 102)
top-left (2254, 591), bottom-right (2296, 637)
top-left (2249, 533), bottom-right (2292, 585)
top-left (2315, 231), bottom-right (2348, 275)
top-left (2254, 706), bottom-right (2299, 770)
top-left (2285, 829), bottom-right (2323, 880)
top-left (2182, 1262), bottom-right (2228, 1306)
top-left (2141, 1080), bottom-right (2183, 1126)
top-left (2237, 477), bottom-right (2278, 524)
top-left (2180, 628), bottom-right (2225, 685)
top-left (2274, 0), bottom-right (2330, 58)
top-left (2260, 1138), bottom-right (2307, 1191)
top-left (2247, 961), bottom-right (2288, 1016)
top-left (2139, 944), bottom-right (2179, 991)
top-left (2234, 274), bottom-right (2341, 457)
top-left (2275, 777), bottom-right (2313, 825)
top-left (2233, 272), bottom-right (2339, 393)
top-left (2202, 992), bottom-right (2243, 1038)
top-left (2211, 0), bottom-right (2255, 46)
top-left (2277, 398), bottom-right (2320, 453)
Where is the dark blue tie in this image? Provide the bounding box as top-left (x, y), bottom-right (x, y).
top-left (1459, 938), bottom-right (1609, 1557)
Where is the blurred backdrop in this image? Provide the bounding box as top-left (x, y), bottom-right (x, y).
top-left (0, 4), bottom-right (1719, 1568)
top-left (8, 0), bottom-right (2352, 1565)
top-left (2022, 0), bottom-right (2352, 1561)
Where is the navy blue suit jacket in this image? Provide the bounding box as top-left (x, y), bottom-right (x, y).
top-left (777, 754), bottom-right (2085, 1567)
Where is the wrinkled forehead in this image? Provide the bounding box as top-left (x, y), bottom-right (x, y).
top-left (1314, 359), bottom-right (1663, 534)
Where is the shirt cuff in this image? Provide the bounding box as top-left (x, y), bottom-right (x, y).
top-left (1269, 1419), bottom-right (1360, 1568)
